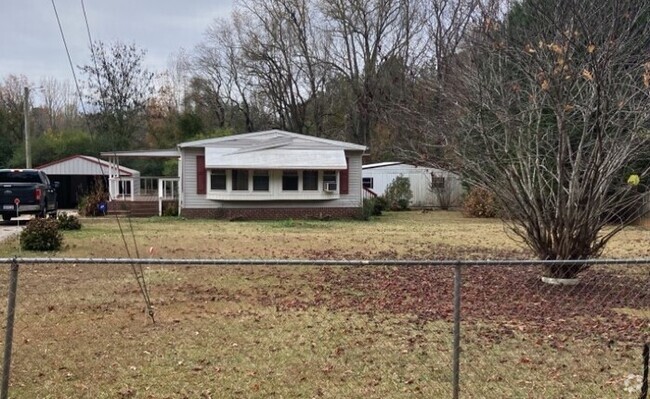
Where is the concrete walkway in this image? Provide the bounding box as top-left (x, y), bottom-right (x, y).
top-left (0, 216), bottom-right (31, 243)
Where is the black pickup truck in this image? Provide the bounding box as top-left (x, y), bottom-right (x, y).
top-left (0, 169), bottom-right (58, 221)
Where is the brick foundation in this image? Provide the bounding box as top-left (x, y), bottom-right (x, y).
top-left (181, 207), bottom-right (361, 220)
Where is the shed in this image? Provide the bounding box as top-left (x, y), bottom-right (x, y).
top-left (36, 155), bottom-right (140, 209)
top-left (362, 162), bottom-right (464, 208)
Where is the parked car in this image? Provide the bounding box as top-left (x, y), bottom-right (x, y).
top-left (0, 169), bottom-right (58, 221)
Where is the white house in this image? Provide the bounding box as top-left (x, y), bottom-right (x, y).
top-left (103, 130), bottom-right (367, 219)
top-left (362, 162), bottom-right (464, 208)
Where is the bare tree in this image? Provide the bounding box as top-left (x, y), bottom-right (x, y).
top-left (457, 0), bottom-right (650, 278)
top-left (0, 75), bottom-right (32, 166)
top-left (81, 41), bottom-right (154, 149)
top-left (232, 0), bottom-right (332, 135)
top-left (393, 0), bottom-right (499, 168)
top-left (429, 171), bottom-right (458, 210)
top-left (197, 16), bottom-right (263, 132)
top-left (319, 0), bottom-right (419, 146)
top-left (0, 75), bottom-right (31, 145)
top-left (168, 49), bottom-right (192, 112)
top-left (39, 77), bottom-right (79, 132)
top-left (40, 77), bottom-right (64, 132)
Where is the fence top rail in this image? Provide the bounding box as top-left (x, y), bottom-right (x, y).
top-left (0, 257), bottom-right (649, 266)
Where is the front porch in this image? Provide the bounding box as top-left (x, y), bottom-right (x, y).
top-left (102, 150), bottom-right (181, 217)
top-left (107, 176), bottom-right (180, 217)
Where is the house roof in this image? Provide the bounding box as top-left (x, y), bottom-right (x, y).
top-left (362, 162), bottom-right (403, 169)
top-left (362, 161), bottom-right (459, 177)
top-left (36, 155), bottom-right (139, 176)
top-left (100, 149), bottom-right (179, 158)
top-left (179, 130), bottom-right (367, 152)
top-left (205, 147), bottom-right (348, 170)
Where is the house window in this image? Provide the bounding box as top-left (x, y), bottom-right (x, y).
top-left (210, 170), bottom-right (226, 190)
top-left (253, 171), bottom-right (269, 191)
top-left (362, 177), bottom-right (374, 189)
top-left (323, 171), bottom-right (337, 191)
top-left (118, 180), bottom-right (132, 196)
top-left (282, 170), bottom-right (299, 191)
top-left (232, 169), bottom-right (249, 191)
top-left (303, 170), bottom-right (318, 190)
top-left (431, 174), bottom-right (445, 189)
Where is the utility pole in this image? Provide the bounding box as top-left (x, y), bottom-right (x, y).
top-left (24, 87), bottom-right (31, 169)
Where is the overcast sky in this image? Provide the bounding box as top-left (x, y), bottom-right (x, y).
top-left (1, 0), bottom-right (234, 85)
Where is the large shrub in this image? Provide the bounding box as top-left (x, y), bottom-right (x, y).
top-left (463, 187), bottom-right (498, 218)
top-left (57, 212), bottom-right (82, 230)
top-left (162, 203), bottom-right (179, 217)
top-left (20, 218), bottom-right (63, 251)
top-left (384, 176), bottom-right (413, 211)
top-left (359, 197), bottom-right (384, 220)
top-left (79, 183), bottom-right (109, 217)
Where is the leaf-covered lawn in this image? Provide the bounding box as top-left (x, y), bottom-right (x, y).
top-left (0, 211), bottom-right (648, 398)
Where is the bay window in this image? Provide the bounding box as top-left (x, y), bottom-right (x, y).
top-left (253, 171), bottom-right (269, 191)
top-left (232, 169), bottom-right (249, 191)
top-left (210, 170), bottom-right (226, 190)
top-left (303, 170), bottom-right (318, 190)
top-left (282, 170), bottom-right (299, 191)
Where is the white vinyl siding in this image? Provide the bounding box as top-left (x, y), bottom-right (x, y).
top-left (362, 164), bottom-right (464, 208)
top-left (182, 148), bottom-right (215, 209)
top-left (38, 155), bottom-right (139, 177)
top-left (182, 148), bottom-right (363, 209)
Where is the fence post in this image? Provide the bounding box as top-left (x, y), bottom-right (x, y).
top-left (1, 259), bottom-right (19, 399)
top-left (641, 343), bottom-right (649, 399)
top-left (452, 262), bottom-right (462, 399)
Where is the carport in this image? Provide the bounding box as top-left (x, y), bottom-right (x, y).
top-left (36, 155), bottom-right (139, 209)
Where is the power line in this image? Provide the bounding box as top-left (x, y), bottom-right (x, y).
top-left (80, 0), bottom-right (106, 109)
top-left (49, 0), bottom-right (87, 117)
top-left (78, 0), bottom-right (155, 323)
top-left (50, 0), bottom-right (155, 323)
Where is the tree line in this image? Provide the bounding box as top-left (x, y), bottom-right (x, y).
top-left (1, 0), bottom-right (506, 170)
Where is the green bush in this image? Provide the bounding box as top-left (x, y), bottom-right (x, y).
top-left (20, 218), bottom-right (63, 251)
top-left (385, 176), bottom-right (413, 211)
top-left (358, 196), bottom-right (389, 220)
top-left (463, 187), bottom-right (498, 218)
top-left (162, 203), bottom-right (179, 217)
top-left (57, 212), bottom-right (81, 230)
top-left (359, 198), bottom-right (375, 220)
top-left (374, 196), bottom-right (388, 214)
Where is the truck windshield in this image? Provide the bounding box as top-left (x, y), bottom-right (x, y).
top-left (0, 171), bottom-right (42, 184)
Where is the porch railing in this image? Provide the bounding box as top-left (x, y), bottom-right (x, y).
top-left (363, 186), bottom-right (378, 200)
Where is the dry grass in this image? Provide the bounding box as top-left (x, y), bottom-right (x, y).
top-left (1, 210), bottom-right (647, 259)
top-left (0, 211), bottom-right (647, 398)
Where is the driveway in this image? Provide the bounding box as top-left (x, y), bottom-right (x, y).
top-left (0, 216), bottom-right (32, 243)
top-left (0, 210), bottom-right (76, 244)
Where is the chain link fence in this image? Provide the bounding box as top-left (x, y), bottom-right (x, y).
top-left (0, 257), bottom-right (648, 398)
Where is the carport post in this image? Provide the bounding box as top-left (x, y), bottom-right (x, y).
top-left (1, 258), bottom-right (19, 399)
top-left (452, 262), bottom-right (462, 399)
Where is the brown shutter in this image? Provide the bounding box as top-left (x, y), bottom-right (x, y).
top-left (340, 157), bottom-right (349, 194)
top-left (196, 155), bottom-right (206, 194)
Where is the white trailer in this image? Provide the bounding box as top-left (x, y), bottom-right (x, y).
top-left (362, 162), bottom-right (464, 208)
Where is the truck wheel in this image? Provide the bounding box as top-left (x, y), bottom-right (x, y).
top-left (1, 214), bottom-right (10, 222)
